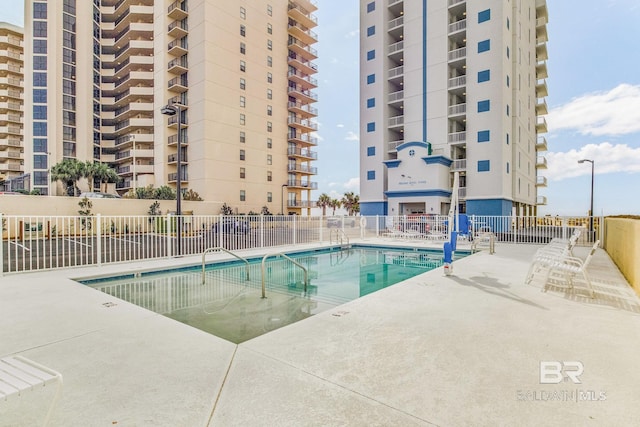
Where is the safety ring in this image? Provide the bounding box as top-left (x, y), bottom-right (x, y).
top-left (360, 216), bottom-right (367, 228)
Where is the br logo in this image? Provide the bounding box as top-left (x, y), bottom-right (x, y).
top-left (539, 361), bottom-right (584, 384)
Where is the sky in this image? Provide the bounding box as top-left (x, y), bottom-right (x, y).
top-left (2, 1), bottom-right (639, 216)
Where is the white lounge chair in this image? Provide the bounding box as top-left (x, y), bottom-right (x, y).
top-left (0, 356), bottom-right (63, 426)
top-left (542, 240), bottom-right (600, 298)
top-left (524, 232), bottom-right (581, 284)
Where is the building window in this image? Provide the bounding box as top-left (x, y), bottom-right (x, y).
top-left (240, 190), bottom-right (246, 201)
top-left (267, 40), bottom-right (272, 50)
top-left (240, 149), bottom-right (245, 160)
top-left (367, 98), bottom-right (375, 108)
top-left (240, 167), bottom-right (246, 178)
top-left (367, 170), bottom-right (375, 180)
top-left (267, 105), bottom-right (272, 116)
top-left (477, 130), bottom-right (490, 142)
top-left (267, 72), bottom-right (272, 83)
top-left (506, 162), bottom-right (510, 174)
top-left (240, 78), bottom-right (246, 89)
top-left (267, 89), bottom-right (272, 99)
top-left (507, 46), bottom-right (510, 59)
top-left (478, 9), bottom-right (491, 23)
top-left (267, 192), bottom-right (273, 202)
top-left (478, 70), bottom-right (490, 82)
top-left (478, 160), bottom-right (490, 172)
top-left (33, 154), bottom-right (47, 169)
top-left (33, 89), bottom-right (47, 103)
top-left (240, 25), bottom-right (246, 37)
top-left (367, 25), bottom-right (375, 36)
top-left (506, 104), bottom-right (510, 116)
top-left (33, 122), bottom-right (47, 136)
top-left (267, 56), bottom-right (272, 67)
top-left (33, 21), bottom-right (47, 38)
top-left (267, 138), bottom-right (272, 148)
top-left (240, 42), bottom-right (246, 54)
top-left (367, 146), bottom-right (375, 156)
top-left (267, 154), bottom-right (272, 165)
top-left (33, 56), bottom-right (47, 70)
top-left (267, 4), bottom-right (272, 16)
top-left (240, 6), bottom-right (246, 19)
top-left (240, 96), bottom-right (246, 108)
top-left (367, 2), bottom-right (375, 13)
top-left (507, 17), bottom-right (510, 30)
top-left (267, 122), bottom-right (272, 132)
top-left (240, 114), bottom-right (246, 125)
top-left (240, 60), bottom-right (246, 72)
top-left (240, 131), bottom-right (245, 143)
top-left (366, 74), bottom-right (375, 84)
top-left (267, 23), bottom-right (272, 34)
top-left (478, 39), bottom-right (490, 53)
top-left (33, 72), bottom-right (47, 87)
top-left (33, 39), bottom-right (47, 54)
top-left (478, 100), bottom-right (490, 112)
top-left (33, 138), bottom-right (47, 152)
top-left (33, 2), bottom-right (47, 19)
top-left (367, 122), bottom-right (375, 132)
top-left (267, 171), bottom-right (272, 181)
top-left (506, 133), bottom-right (510, 145)
top-left (366, 50), bottom-right (375, 60)
top-left (506, 75), bottom-right (510, 87)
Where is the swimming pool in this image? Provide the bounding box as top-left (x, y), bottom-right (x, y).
top-left (80, 245), bottom-right (468, 343)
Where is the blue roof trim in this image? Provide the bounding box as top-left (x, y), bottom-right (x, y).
top-left (397, 141), bottom-right (430, 152)
top-left (383, 160), bottom-right (402, 168)
top-left (385, 190), bottom-right (452, 198)
top-left (422, 156), bottom-right (453, 166)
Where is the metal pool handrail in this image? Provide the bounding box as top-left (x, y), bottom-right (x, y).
top-left (261, 252), bottom-right (308, 298)
top-left (330, 228), bottom-right (350, 247)
top-left (202, 247), bottom-right (250, 284)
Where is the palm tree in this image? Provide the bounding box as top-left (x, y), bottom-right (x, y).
top-left (329, 198), bottom-right (341, 215)
top-left (341, 192), bottom-right (360, 216)
top-left (50, 158), bottom-right (85, 196)
top-left (87, 162), bottom-right (121, 193)
top-left (317, 193), bottom-right (331, 216)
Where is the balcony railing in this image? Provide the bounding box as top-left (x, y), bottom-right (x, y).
top-left (448, 19), bottom-right (466, 33)
top-left (388, 116), bottom-right (404, 127)
top-left (448, 132), bottom-right (466, 143)
top-left (448, 103), bottom-right (466, 116)
top-left (388, 40), bottom-right (404, 54)
top-left (287, 180), bottom-right (318, 189)
top-left (536, 176), bottom-right (548, 186)
top-left (452, 159), bottom-right (467, 171)
top-left (448, 75), bottom-right (466, 88)
top-left (287, 147), bottom-right (317, 159)
top-left (448, 47), bottom-right (466, 62)
top-left (388, 65), bottom-right (404, 79)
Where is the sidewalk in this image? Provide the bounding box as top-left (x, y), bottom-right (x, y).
top-left (1, 243), bottom-right (639, 426)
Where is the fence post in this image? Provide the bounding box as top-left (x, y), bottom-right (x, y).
top-left (293, 214), bottom-right (297, 245)
top-left (166, 214), bottom-right (172, 258)
top-left (96, 214), bottom-right (102, 267)
top-left (0, 213), bottom-right (4, 277)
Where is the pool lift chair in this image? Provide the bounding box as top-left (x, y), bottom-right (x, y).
top-left (0, 356), bottom-right (63, 426)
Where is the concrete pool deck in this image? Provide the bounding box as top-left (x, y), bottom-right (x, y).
top-left (1, 240), bottom-right (639, 426)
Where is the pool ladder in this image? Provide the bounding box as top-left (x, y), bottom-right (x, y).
top-left (330, 229), bottom-right (350, 248)
top-left (261, 252), bottom-right (308, 299)
top-left (201, 247), bottom-right (250, 285)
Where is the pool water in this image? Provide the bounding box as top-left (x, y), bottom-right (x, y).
top-left (81, 245), bottom-right (467, 343)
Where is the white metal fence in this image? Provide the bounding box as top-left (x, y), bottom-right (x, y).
top-left (0, 213), bottom-right (602, 274)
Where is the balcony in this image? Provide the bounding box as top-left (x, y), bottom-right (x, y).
top-left (288, 132), bottom-right (318, 146)
top-left (168, 115), bottom-right (188, 129)
top-left (448, 19), bottom-right (466, 34)
top-left (288, 3), bottom-right (318, 29)
top-left (536, 42), bottom-right (548, 61)
top-left (288, 53), bottom-right (318, 75)
top-left (451, 159), bottom-right (467, 171)
top-left (288, 22), bottom-right (318, 46)
top-left (287, 85), bottom-right (317, 103)
top-left (458, 187), bottom-right (467, 199)
top-left (536, 117), bottom-right (548, 133)
top-left (448, 103), bottom-right (466, 117)
top-left (536, 156), bottom-right (548, 169)
top-left (287, 180), bottom-right (318, 190)
top-left (168, 37), bottom-right (188, 56)
top-left (288, 101), bottom-right (317, 117)
top-left (288, 69), bottom-right (317, 89)
top-left (448, 0), bottom-right (466, 6)
top-left (167, 173), bottom-right (188, 183)
top-left (388, 65), bottom-right (404, 84)
top-left (288, 38), bottom-right (318, 60)
top-left (388, 40), bottom-right (404, 57)
top-left (288, 163), bottom-right (318, 174)
top-left (388, 16), bottom-right (404, 35)
top-left (448, 131), bottom-right (466, 144)
top-left (288, 117), bottom-right (317, 132)
top-left (388, 115), bottom-right (404, 128)
top-left (536, 79), bottom-right (548, 97)
top-left (167, 0), bottom-right (188, 20)
top-left (287, 200), bottom-right (318, 208)
top-left (168, 94), bottom-right (188, 109)
top-left (287, 147), bottom-right (317, 160)
top-left (537, 196), bottom-right (547, 206)
top-left (536, 136), bottom-right (547, 151)
top-left (168, 134), bottom-right (188, 146)
top-left (448, 47), bottom-right (467, 64)
top-left (388, 139), bottom-right (404, 152)
top-left (536, 176), bottom-right (548, 187)
top-left (388, 90), bottom-right (404, 107)
top-left (168, 75), bottom-right (188, 93)
top-left (448, 75), bottom-right (466, 90)
top-left (167, 152), bottom-right (187, 164)
top-left (168, 19), bottom-right (188, 38)
top-left (168, 56), bottom-right (188, 74)
top-left (536, 61), bottom-right (548, 79)
top-left (536, 99), bottom-right (548, 115)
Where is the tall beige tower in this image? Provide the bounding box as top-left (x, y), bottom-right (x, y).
top-left (23, 0), bottom-right (319, 213)
top-left (0, 22), bottom-right (24, 190)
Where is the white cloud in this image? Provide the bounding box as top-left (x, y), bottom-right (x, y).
top-left (547, 84), bottom-right (640, 136)
top-left (546, 142), bottom-right (640, 181)
top-left (345, 30), bottom-right (359, 39)
top-left (345, 131), bottom-right (359, 141)
top-left (336, 124), bottom-right (344, 128)
top-left (343, 177), bottom-right (360, 190)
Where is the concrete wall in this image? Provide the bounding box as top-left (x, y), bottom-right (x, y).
top-left (0, 194), bottom-right (218, 216)
top-left (604, 217), bottom-right (640, 295)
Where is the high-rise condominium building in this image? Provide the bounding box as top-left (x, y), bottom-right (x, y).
top-left (24, 0), bottom-right (318, 215)
top-left (359, 0), bottom-right (548, 217)
top-left (0, 22), bottom-right (24, 190)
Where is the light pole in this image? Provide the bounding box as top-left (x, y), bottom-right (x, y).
top-left (131, 135), bottom-right (136, 193)
top-left (161, 103), bottom-right (182, 254)
top-left (578, 159), bottom-right (594, 241)
top-left (281, 184), bottom-right (288, 215)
